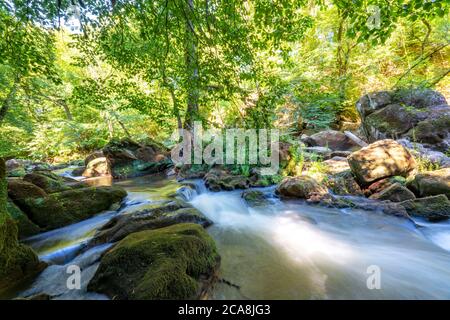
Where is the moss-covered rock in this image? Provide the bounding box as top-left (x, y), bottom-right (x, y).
top-left (23, 171), bottom-right (72, 194)
top-left (7, 179), bottom-right (47, 201)
top-left (241, 190), bottom-right (271, 207)
top-left (406, 168), bottom-right (450, 199)
top-left (204, 168), bottom-right (249, 191)
top-left (88, 223), bottom-right (220, 300)
top-left (6, 200), bottom-right (40, 239)
top-left (400, 195), bottom-right (450, 222)
top-left (0, 158), bottom-right (45, 294)
top-left (89, 200), bottom-right (212, 246)
top-left (369, 183), bottom-right (416, 202)
top-left (16, 186), bottom-right (127, 231)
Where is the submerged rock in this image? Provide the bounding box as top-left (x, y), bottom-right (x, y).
top-left (89, 200), bottom-right (212, 246)
top-left (406, 168), bottom-right (450, 199)
top-left (348, 139), bottom-right (416, 187)
top-left (88, 223), bottom-right (220, 300)
top-left (400, 195), bottom-right (450, 222)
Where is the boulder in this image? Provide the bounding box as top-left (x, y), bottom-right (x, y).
top-left (276, 176), bottom-right (327, 199)
top-left (88, 200), bottom-right (212, 247)
top-left (83, 157), bottom-right (110, 178)
top-left (356, 88), bottom-right (450, 151)
top-left (87, 223), bottom-right (220, 300)
top-left (0, 159), bottom-right (45, 294)
top-left (7, 179), bottom-right (47, 200)
top-left (102, 138), bottom-right (170, 178)
top-left (348, 139), bottom-right (416, 187)
top-left (369, 183), bottom-right (416, 202)
top-left (400, 195), bottom-right (450, 222)
top-left (16, 186), bottom-right (127, 231)
top-left (406, 168), bottom-right (450, 199)
top-left (397, 139), bottom-right (450, 168)
top-left (241, 190), bottom-right (271, 207)
top-left (302, 130), bottom-right (360, 151)
top-left (204, 168), bottom-right (249, 191)
top-left (23, 171), bottom-right (73, 193)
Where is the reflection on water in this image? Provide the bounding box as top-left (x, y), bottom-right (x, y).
top-left (15, 172), bottom-right (450, 300)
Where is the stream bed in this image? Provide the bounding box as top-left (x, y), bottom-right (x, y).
top-left (14, 172), bottom-right (450, 300)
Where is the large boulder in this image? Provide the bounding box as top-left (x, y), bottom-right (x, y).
top-left (356, 88), bottom-right (450, 151)
top-left (87, 223), bottom-right (220, 300)
top-left (406, 168), bottom-right (450, 199)
top-left (0, 159), bottom-right (45, 294)
top-left (7, 179), bottom-right (47, 200)
top-left (88, 200), bottom-right (212, 247)
top-left (400, 195), bottom-right (450, 222)
top-left (302, 130), bottom-right (360, 151)
top-left (15, 186), bottom-right (127, 231)
top-left (102, 138), bottom-right (170, 179)
top-left (83, 157), bottom-right (111, 178)
top-left (276, 176), bottom-right (328, 199)
top-left (348, 139), bottom-right (416, 187)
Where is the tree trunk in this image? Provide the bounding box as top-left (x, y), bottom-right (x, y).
top-left (183, 0), bottom-right (200, 129)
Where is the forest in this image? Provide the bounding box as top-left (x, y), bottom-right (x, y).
top-left (1, 0), bottom-right (450, 301)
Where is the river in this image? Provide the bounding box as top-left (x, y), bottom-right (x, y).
top-left (13, 171), bottom-right (450, 300)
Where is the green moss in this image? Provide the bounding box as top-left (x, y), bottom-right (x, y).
top-left (0, 158), bottom-right (43, 294)
top-left (17, 186), bottom-right (127, 231)
top-left (23, 171), bottom-right (71, 193)
top-left (6, 200), bottom-right (40, 238)
top-left (88, 223), bottom-right (220, 300)
top-left (400, 195), bottom-right (450, 222)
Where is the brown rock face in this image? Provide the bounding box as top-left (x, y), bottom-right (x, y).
top-left (348, 139), bottom-right (416, 187)
top-left (276, 176), bottom-right (327, 199)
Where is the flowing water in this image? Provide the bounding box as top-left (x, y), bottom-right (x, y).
top-left (13, 170), bottom-right (450, 300)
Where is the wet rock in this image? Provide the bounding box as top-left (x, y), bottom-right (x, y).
top-left (302, 130), bottom-right (360, 151)
top-left (348, 139), bottom-right (416, 187)
top-left (88, 223), bottom-right (220, 300)
top-left (7, 179), bottom-right (47, 200)
top-left (369, 183), bottom-right (416, 202)
top-left (241, 190), bottom-right (271, 207)
top-left (276, 176), bottom-right (328, 199)
top-left (89, 200), bottom-right (212, 246)
top-left (407, 168), bottom-right (450, 199)
top-left (400, 195), bottom-right (450, 222)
